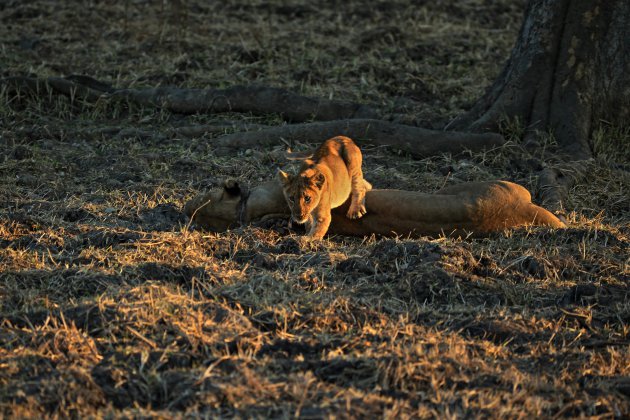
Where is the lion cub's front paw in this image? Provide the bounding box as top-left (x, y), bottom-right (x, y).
top-left (347, 204), bottom-right (367, 219)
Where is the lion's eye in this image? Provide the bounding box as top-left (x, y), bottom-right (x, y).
top-left (304, 196), bottom-right (311, 203)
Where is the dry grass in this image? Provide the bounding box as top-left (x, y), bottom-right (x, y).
top-left (1, 0), bottom-right (629, 418)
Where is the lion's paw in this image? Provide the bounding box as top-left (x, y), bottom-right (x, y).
top-left (347, 204), bottom-right (367, 219)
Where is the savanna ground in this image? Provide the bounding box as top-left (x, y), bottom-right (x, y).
top-left (1, 0), bottom-right (629, 417)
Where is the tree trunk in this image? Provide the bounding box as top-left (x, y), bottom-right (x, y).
top-left (448, 0), bottom-right (630, 160)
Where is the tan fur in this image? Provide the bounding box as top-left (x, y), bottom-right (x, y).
top-left (184, 180), bottom-right (566, 238)
top-left (277, 136), bottom-right (372, 239)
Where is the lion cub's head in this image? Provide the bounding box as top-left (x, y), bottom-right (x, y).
top-left (278, 168), bottom-right (325, 224)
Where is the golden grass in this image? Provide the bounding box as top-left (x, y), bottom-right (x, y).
top-left (1, 0), bottom-right (628, 417)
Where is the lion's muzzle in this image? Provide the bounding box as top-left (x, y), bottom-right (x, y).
top-left (292, 213), bottom-right (309, 224)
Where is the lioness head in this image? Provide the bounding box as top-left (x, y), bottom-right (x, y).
top-left (183, 179), bottom-right (243, 231)
top-left (278, 168), bottom-right (325, 224)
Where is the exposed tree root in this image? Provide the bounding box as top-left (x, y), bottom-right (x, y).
top-left (86, 123), bottom-right (268, 141)
top-left (106, 84), bottom-right (378, 123)
top-left (2, 76), bottom-right (105, 102)
top-left (2, 75), bottom-right (506, 157)
top-left (174, 123), bottom-right (268, 137)
top-left (1, 75), bottom-right (378, 123)
top-left (212, 119), bottom-right (505, 158)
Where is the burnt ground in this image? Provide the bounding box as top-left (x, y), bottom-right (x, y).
top-left (1, 0), bottom-right (629, 418)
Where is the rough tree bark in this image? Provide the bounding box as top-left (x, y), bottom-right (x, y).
top-left (447, 0), bottom-right (629, 209)
top-left (448, 0), bottom-right (629, 160)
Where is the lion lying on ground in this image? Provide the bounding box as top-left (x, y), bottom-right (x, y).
top-left (184, 179), bottom-right (565, 238)
top-left (278, 136), bottom-right (372, 239)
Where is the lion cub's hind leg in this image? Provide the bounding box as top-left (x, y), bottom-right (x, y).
top-left (340, 137), bottom-right (371, 219)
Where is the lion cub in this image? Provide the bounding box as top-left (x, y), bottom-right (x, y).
top-left (278, 136), bottom-right (372, 239)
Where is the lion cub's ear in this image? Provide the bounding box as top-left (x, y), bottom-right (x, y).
top-left (313, 172), bottom-right (325, 189)
top-left (277, 169), bottom-right (291, 185)
top-left (222, 179), bottom-right (241, 197)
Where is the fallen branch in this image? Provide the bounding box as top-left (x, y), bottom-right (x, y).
top-left (213, 119), bottom-right (505, 158)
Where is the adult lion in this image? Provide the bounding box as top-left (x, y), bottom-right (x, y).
top-left (184, 179), bottom-right (565, 238)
